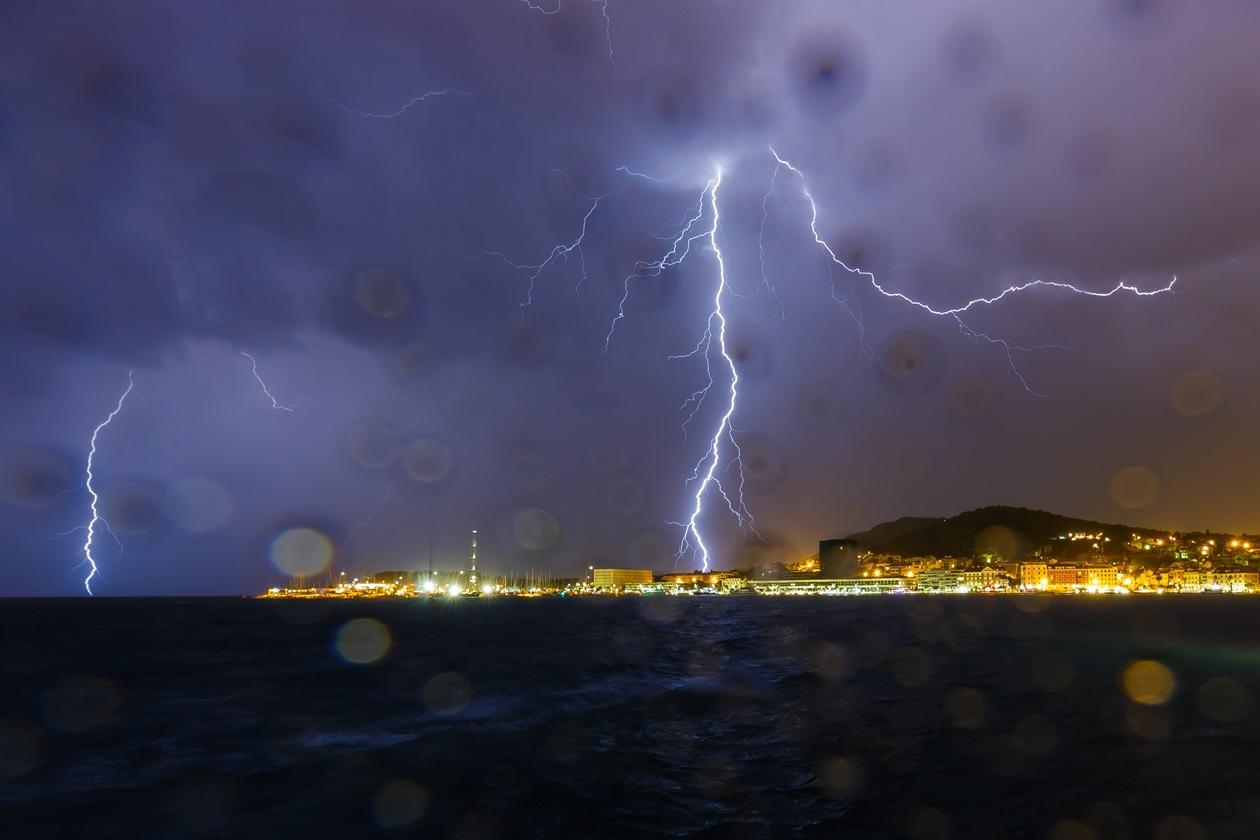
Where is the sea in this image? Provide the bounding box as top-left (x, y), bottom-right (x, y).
top-left (3, 595), bottom-right (1259, 839)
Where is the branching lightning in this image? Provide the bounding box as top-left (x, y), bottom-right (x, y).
top-left (601, 148), bottom-right (1175, 573)
top-left (766, 146), bottom-right (1177, 395)
top-left (80, 370), bottom-right (135, 595)
top-left (241, 351), bottom-right (298, 412)
top-left (475, 182), bottom-right (603, 310)
top-left (660, 168), bottom-right (761, 571)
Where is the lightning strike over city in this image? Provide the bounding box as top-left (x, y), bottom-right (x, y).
top-left (4, 2), bottom-right (1259, 836)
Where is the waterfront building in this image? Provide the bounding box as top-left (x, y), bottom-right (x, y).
top-left (961, 567), bottom-right (1011, 591)
top-left (1020, 562), bottom-right (1049, 589)
top-left (659, 570), bottom-right (747, 590)
top-left (916, 569), bottom-right (965, 592)
top-left (750, 576), bottom-right (908, 595)
top-left (593, 568), bottom-right (653, 590)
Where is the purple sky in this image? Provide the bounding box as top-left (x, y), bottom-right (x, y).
top-left (2, 0), bottom-right (1258, 595)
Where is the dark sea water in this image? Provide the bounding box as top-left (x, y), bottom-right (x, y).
top-left (3, 595), bottom-right (1260, 839)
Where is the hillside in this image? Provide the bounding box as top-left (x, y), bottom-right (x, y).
top-left (844, 506), bottom-right (1167, 560)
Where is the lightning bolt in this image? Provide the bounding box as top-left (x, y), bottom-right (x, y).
top-left (614, 165), bottom-right (680, 184)
top-left (316, 87), bottom-right (471, 120)
top-left (604, 186), bottom-right (709, 350)
top-left (241, 351), bottom-right (298, 412)
top-left (80, 370), bottom-right (135, 595)
top-left (520, 0), bottom-right (562, 14)
top-left (664, 168), bottom-right (757, 572)
top-left (597, 0), bottom-right (615, 72)
top-left (605, 148), bottom-right (1174, 573)
top-left (475, 175), bottom-right (603, 309)
top-left (519, 0), bottom-right (615, 70)
top-left (339, 490), bottom-right (392, 558)
top-left (767, 146), bottom-right (1176, 395)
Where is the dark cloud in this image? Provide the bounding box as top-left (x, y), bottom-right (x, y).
top-left (1, 0), bottom-right (1258, 594)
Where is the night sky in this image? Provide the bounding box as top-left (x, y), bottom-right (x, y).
top-left (2, 1), bottom-right (1258, 595)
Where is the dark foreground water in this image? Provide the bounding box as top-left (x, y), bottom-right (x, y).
top-left (3, 596), bottom-right (1260, 839)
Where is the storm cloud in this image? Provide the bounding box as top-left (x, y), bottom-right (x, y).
top-left (2, 0), bottom-right (1258, 594)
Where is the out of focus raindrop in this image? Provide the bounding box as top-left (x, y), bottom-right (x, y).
top-left (0, 448), bottom-right (73, 508)
top-left (402, 438), bottom-right (453, 483)
top-left (347, 421), bottom-right (401, 469)
top-left (877, 330), bottom-right (947, 396)
top-left (99, 482), bottom-right (164, 534)
top-left (165, 477), bottom-right (234, 532)
top-left (788, 27), bottom-right (867, 118)
top-left (423, 672), bottom-right (471, 716)
top-left (334, 618), bottom-right (392, 665)
top-left (353, 267), bottom-right (411, 319)
top-left (816, 755), bottom-right (863, 798)
top-left (794, 380), bottom-right (845, 429)
top-left (1168, 369), bottom-right (1222, 417)
top-left (1121, 659), bottom-right (1176, 705)
top-left (514, 507), bottom-right (560, 551)
top-left (270, 527), bottom-right (333, 577)
top-left (373, 779), bottom-right (427, 829)
top-left (1196, 677), bottom-right (1250, 722)
top-left (1109, 466), bottom-right (1159, 509)
top-left (942, 17), bottom-right (997, 79)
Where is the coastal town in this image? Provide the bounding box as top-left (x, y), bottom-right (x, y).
top-left (261, 518), bottom-right (1260, 599)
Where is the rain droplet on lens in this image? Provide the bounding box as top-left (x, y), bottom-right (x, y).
top-left (0, 448), bottom-right (73, 508)
top-left (788, 27), bottom-right (868, 118)
top-left (1109, 466), bottom-right (1159, 510)
top-left (347, 421), bottom-right (401, 469)
top-left (353, 267), bottom-right (412, 320)
top-left (402, 438), bottom-right (453, 484)
top-left (942, 18), bottom-right (997, 79)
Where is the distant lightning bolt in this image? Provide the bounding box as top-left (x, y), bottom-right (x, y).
top-left (520, 0), bottom-right (562, 14)
top-left (598, 0), bottom-right (615, 72)
top-left (475, 182), bottom-right (603, 309)
top-left (767, 146), bottom-right (1176, 393)
top-left (519, 0), bottom-right (614, 70)
top-left (81, 371), bottom-right (135, 595)
top-left (614, 165), bottom-right (681, 184)
top-left (241, 351), bottom-right (298, 412)
top-left (316, 87), bottom-right (470, 120)
top-left (339, 490), bottom-right (392, 557)
top-left (733, 154), bottom-right (786, 318)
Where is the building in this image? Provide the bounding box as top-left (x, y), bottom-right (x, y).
top-left (750, 576), bottom-right (908, 595)
top-left (659, 570), bottom-right (746, 589)
top-left (1083, 566), bottom-right (1119, 589)
top-left (1183, 569), bottom-right (1259, 592)
top-left (593, 568), bottom-right (653, 590)
top-left (961, 567), bottom-right (1011, 591)
top-left (916, 569), bottom-right (965, 592)
top-left (1044, 564), bottom-right (1122, 591)
top-left (1020, 562), bottom-right (1049, 589)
